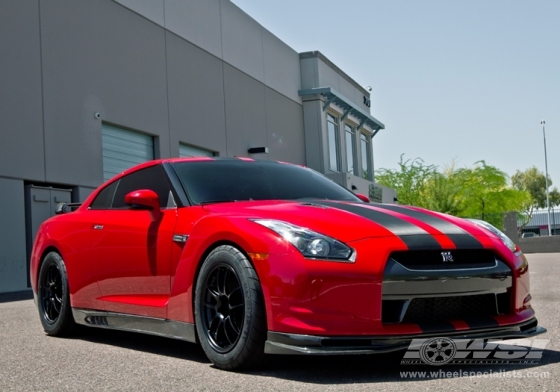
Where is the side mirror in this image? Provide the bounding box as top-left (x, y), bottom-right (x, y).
top-left (125, 189), bottom-right (160, 211)
top-left (356, 193), bottom-right (370, 203)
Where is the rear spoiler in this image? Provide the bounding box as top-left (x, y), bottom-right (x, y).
top-left (55, 202), bottom-right (82, 214)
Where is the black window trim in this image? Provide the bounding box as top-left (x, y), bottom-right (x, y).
top-left (88, 163), bottom-right (185, 210)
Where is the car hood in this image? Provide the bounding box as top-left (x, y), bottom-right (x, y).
top-left (201, 200), bottom-right (491, 249)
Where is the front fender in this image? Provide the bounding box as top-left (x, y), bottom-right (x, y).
top-left (167, 216), bottom-right (291, 323)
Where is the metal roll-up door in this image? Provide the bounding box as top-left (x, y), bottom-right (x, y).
top-left (102, 124), bottom-right (154, 181)
top-left (179, 143), bottom-right (214, 158)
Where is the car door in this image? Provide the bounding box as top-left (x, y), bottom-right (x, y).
top-left (89, 164), bottom-right (178, 318)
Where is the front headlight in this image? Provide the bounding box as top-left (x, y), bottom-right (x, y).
top-left (465, 219), bottom-right (518, 253)
top-left (252, 219), bottom-right (356, 262)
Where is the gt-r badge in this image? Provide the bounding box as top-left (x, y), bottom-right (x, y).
top-left (441, 251), bottom-right (454, 262)
top-left (173, 234), bottom-right (188, 243)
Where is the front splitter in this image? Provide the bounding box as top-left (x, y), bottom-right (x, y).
top-left (264, 318), bottom-right (546, 355)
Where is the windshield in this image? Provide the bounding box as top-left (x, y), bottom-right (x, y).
top-left (172, 159), bottom-right (361, 204)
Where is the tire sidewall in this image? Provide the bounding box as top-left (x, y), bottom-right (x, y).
top-left (194, 246), bottom-right (262, 368)
top-left (37, 252), bottom-right (72, 335)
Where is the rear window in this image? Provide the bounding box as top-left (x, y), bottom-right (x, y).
top-left (172, 160), bottom-right (360, 204)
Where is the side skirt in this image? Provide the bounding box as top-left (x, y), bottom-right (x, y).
top-left (72, 308), bottom-right (197, 344)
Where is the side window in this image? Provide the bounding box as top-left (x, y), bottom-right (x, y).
top-left (90, 180), bottom-right (119, 209)
top-left (112, 165), bottom-right (174, 209)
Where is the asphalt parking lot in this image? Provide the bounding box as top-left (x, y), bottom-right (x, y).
top-left (1, 253), bottom-right (559, 391)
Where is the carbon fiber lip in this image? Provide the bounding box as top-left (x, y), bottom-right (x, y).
top-left (264, 318), bottom-right (546, 355)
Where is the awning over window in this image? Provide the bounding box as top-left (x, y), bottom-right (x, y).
top-left (298, 87), bottom-right (385, 136)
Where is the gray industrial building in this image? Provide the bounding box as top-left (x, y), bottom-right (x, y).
top-left (0, 0), bottom-right (393, 294)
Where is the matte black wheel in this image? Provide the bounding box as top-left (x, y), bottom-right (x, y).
top-left (195, 245), bottom-right (267, 370)
top-left (37, 252), bottom-right (75, 336)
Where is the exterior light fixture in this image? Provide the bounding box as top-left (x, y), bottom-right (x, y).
top-left (248, 147), bottom-right (269, 154)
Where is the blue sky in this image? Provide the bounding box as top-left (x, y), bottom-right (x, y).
top-left (231, 0), bottom-right (560, 189)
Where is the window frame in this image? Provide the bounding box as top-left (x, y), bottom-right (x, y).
top-left (326, 112), bottom-right (341, 172)
top-left (360, 132), bottom-right (373, 181)
top-left (344, 123), bottom-right (358, 176)
top-left (89, 164), bottom-right (177, 210)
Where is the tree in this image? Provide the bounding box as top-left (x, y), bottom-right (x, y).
top-left (375, 154), bottom-right (437, 207)
top-left (376, 157), bottom-right (530, 229)
top-left (453, 161), bottom-right (530, 228)
top-left (422, 163), bottom-right (463, 215)
top-left (511, 166), bottom-right (560, 229)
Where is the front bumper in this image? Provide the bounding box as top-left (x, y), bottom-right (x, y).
top-left (264, 318), bottom-right (546, 355)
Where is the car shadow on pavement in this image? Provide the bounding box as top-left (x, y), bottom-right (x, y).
top-left (71, 326), bottom-right (210, 364)
top-left (67, 326), bottom-right (560, 383)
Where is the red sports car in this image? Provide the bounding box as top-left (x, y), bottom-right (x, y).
top-left (30, 157), bottom-right (545, 370)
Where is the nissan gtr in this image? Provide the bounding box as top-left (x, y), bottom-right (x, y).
top-left (30, 157), bottom-right (546, 370)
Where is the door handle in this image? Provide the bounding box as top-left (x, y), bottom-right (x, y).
top-left (93, 225), bottom-right (104, 230)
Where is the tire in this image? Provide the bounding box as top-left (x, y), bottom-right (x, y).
top-left (194, 245), bottom-right (267, 370)
top-left (37, 251), bottom-right (75, 336)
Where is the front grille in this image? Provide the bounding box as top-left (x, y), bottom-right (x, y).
top-left (382, 292), bottom-right (511, 324)
top-left (390, 249), bottom-right (497, 270)
top-left (402, 294), bottom-right (497, 323)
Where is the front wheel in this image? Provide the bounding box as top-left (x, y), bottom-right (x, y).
top-left (194, 245), bottom-right (267, 370)
top-left (37, 252), bottom-right (75, 336)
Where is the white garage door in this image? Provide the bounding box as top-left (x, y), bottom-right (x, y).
top-left (179, 143), bottom-right (214, 158)
top-left (102, 124), bottom-right (154, 182)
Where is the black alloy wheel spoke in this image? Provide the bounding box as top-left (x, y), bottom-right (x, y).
top-left (219, 267), bottom-right (229, 296)
top-left (202, 264), bottom-right (245, 352)
top-left (227, 285), bottom-right (241, 300)
top-left (41, 263), bottom-right (64, 324)
top-left (207, 286), bottom-right (220, 300)
top-left (226, 314), bottom-right (241, 334)
top-left (209, 314), bottom-right (223, 341)
top-left (223, 316), bottom-right (236, 344)
top-left (53, 297), bottom-right (62, 313)
top-left (204, 300), bottom-right (218, 310)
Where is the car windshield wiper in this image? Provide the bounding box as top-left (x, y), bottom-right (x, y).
top-left (198, 199), bottom-right (238, 205)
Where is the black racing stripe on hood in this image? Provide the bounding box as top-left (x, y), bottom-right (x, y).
top-left (314, 201), bottom-right (441, 250)
top-left (372, 204), bottom-right (483, 249)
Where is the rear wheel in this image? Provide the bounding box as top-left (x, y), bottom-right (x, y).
top-left (37, 252), bottom-right (75, 336)
top-left (194, 245), bottom-right (267, 370)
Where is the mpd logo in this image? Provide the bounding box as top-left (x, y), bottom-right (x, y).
top-left (401, 338), bottom-right (549, 366)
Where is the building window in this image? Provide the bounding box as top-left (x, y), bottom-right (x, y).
top-left (344, 124), bottom-right (357, 176)
top-left (360, 133), bottom-right (372, 180)
top-left (179, 143), bottom-right (215, 158)
top-left (327, 113), bottom-right (340, 171)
